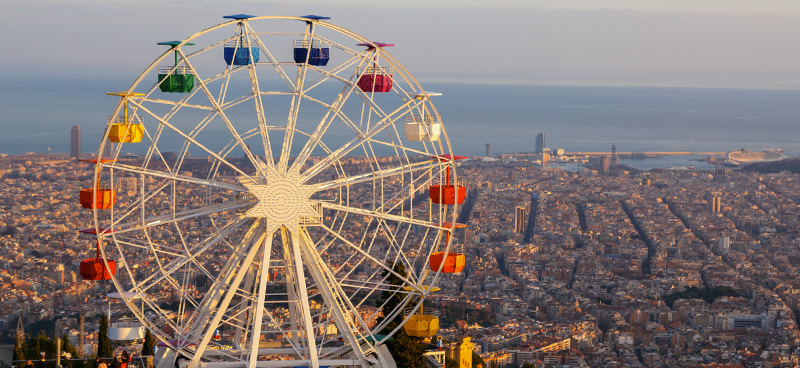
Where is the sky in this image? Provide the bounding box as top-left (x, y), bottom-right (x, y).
top-left (3, 0), bottom-right (800, 88)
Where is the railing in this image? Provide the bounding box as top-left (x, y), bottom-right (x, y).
top-left (158, 66), bottom-right (191, 75)
top-left (299, 201), bottom-right (324, 225)
top-left (423, 350), bottom-right (445, 368)
top-left (107, 116), bottom-right (142, 125)
top-left (293, 40), bottom-right (330, 48)
top-left (404, 115), bottom-right (436, 124)
top-left (12, 356), bottom-right (153, 368)
top-left (356, 66), bottom-right (393, 76)
top-left (404, 307), bottom-right (440, 317)
top-left (224, 41), bottom-right (257, 48)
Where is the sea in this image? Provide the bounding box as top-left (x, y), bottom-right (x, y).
top-left (2, 73), bottom-right (799, 171)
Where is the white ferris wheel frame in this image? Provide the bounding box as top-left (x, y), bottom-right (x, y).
top-left (86, 15), bottom-right (462, 368)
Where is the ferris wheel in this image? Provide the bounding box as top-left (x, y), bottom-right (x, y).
top-left (78, 14), bottom-right (468, 368)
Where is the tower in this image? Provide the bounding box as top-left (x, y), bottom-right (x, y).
top-left (535, 132), bottom-right (545, 153)
top-left (15, 314), bottom-right (24, 342)
top-left (515, 206), bottom-right (528, 234)
top-left (456, 337), bottom-right (474, 368)
top-left (711, 194), bottom-right (722, 213)
top-left (57, 263), bottom-right (65, 285)
top-left (611, 143), bottom-right (619, 167)
top-left (70, 126), bottom-right (81, 160)
top-left (485, 143), bottom-right (492, 157)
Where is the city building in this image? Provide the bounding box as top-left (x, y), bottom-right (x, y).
top-left (515, 206), bottom-right (528, 234)
top-left (535, 132), bottom-right (545, 153)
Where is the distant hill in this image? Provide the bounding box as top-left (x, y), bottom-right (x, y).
top-left (742, 157), bottom-right (800, 174)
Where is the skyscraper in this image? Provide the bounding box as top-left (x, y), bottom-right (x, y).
top-left (70, 125), bottom-right (81, 160)
top-left (485, 143), bottom-right (492, 157)
top-left (611, 143), bottom-right (620, 167)
top-left (515, 206), bottom-right (528, 234)
top-left (535, 132), bottom-right (545, 153)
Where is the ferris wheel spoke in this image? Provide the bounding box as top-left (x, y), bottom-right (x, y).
top-left (104, 162), bottom-right (247, 192)
top-left (181, 51), bottom-right (269, 179)
top-left (315, 159), bottom-right (438, 191)
top-left (291, 77), bottom-right (361, 174)
top-left (320, 202), bottom-right (448, 232)
top-left (243, 22), bottom-right (296, 91)
top-left (318, 224), bottom-right (421, 293)
top-left (125, 218), bottom-right (247, 296)
top-left (128, 100), bottom-right (257, 180)
top-left (110, 199), bottom-right (251, 236)
top-left (239, 39), bottom-right (274, 165)
top-left (277, 24), bottom-right (316, 173)
top-left (188, 221), bottom-right (268, 366)
top-left (300, 98), bottom-right (423, 183)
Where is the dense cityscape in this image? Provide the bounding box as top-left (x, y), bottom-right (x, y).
top-left (3, 148), bottom-right (800, 367)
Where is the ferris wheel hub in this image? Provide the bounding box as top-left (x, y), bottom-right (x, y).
top-left (241, 166), bottom-right (318, 233)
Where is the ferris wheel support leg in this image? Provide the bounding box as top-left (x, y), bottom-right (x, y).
top-left (188, 228), bottom-right (269, 368)
top-left (248, 231), bottom-right (275, 366)
top-left (280, 227), bottom-right (301, 349)
top-left (288, 227), bottom-right (320, 368)
top-left (233, 262), bottom-right (258, 351)
top-left (296, 229), bottom-right (374, 368)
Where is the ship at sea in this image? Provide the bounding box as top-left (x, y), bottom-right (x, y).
top-left (725, 148), bottom-right (785, 164)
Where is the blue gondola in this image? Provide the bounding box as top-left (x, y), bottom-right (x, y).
top-left (293, 40), bottom-right (330, 66)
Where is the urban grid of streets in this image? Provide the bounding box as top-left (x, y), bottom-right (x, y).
top-left (3, 152), bottom-right (800, 367)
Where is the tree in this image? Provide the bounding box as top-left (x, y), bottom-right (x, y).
top-left (473, 352), bottom-right (486, 368)
top-left (378, 263), bottom-right (425, 368)
top-left (61, 333), bottom-right (81, 368)
top-left (141, 329), bottom-right (156, 357)
top-left (13, 331), bottom-right (25, 368)
top-left (29, 331), bottom-right (55, 360)
top-left (97, 314), bottom-right (113, 358)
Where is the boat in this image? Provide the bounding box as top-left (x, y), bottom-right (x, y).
top-left (726, 148), bottom-right (785, 163)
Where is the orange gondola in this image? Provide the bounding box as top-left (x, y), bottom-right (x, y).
top-left (429, 222), bottom-right (467, 273)
top-left (80, 240), bottom-right (117, 281)
top-left (429, 154), bottom-right (467, 205)
top-left (79, 158), bottom-right (117, 209)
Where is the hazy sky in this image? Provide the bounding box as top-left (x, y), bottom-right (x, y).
top-left (3, 0), bottom-right (800, 88)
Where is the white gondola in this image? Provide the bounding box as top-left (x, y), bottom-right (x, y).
top-left (404, 115), bottom-right (441, 141)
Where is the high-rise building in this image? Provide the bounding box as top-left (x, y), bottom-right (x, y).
top-left (711, 195), bottom-right (722, 213)
top-left (70, 125), bottom-right (81, 160)
top-left (600, 156), bottom-right (610, 174)
top-left (485, 143), bottom-right (492, 157)
top-left (535, 132), bottom-right (545, 153)
top-left (515, 206), bottom-right (528, 234)
top-left (718, 236), bottom-right (730, 252)
top-left (611, 143), bottom-right (620, 167)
